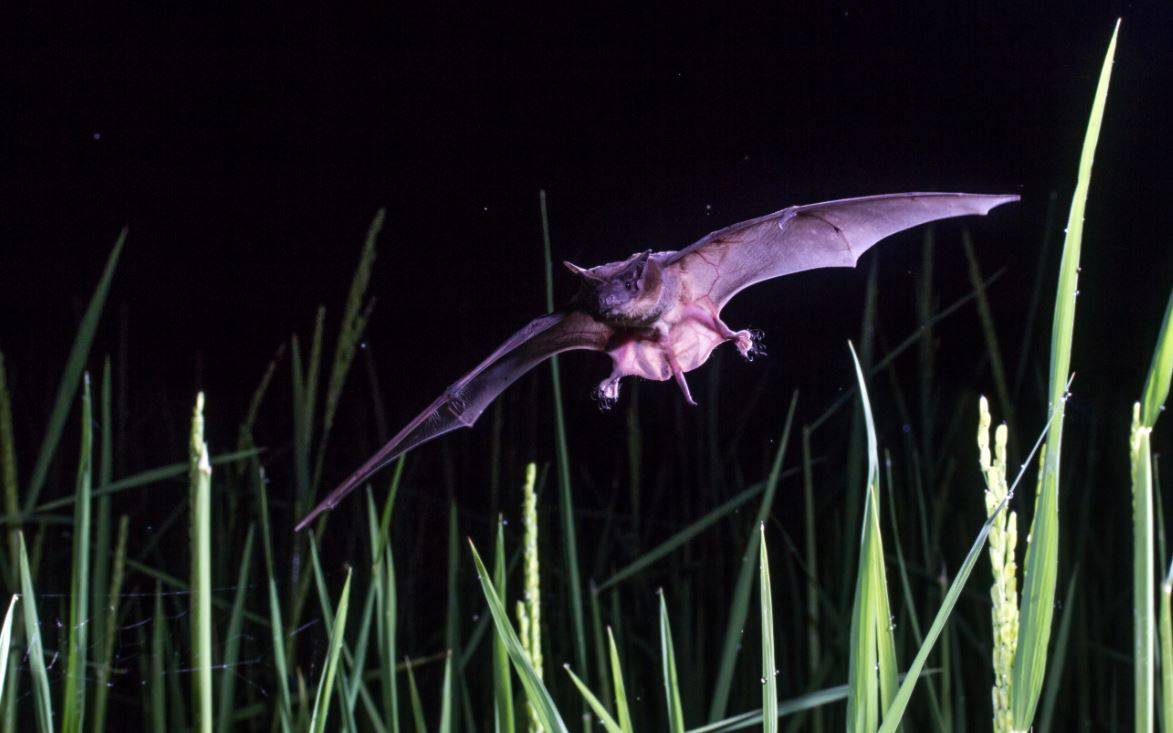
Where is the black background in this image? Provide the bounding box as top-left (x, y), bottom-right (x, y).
top-left (1, 3), bottom-right (1170, 524)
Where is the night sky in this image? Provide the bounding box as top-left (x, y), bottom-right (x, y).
top-left (2, 4), bottom-right (1171, 497)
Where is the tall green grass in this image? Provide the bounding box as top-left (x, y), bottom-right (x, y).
top-left (0, 18), bottom-right (1160, 733)
top-left (1012, 20), bottom-right (1117, 731)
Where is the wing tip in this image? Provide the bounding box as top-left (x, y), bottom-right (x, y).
top-left (977, 192), bottom-right (1021, 214)
top-left (294, 497), bottom-right (337, 532)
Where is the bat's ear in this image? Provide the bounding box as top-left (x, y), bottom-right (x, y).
top-left (640, 253), bottom-right (662, 288)
top-left (564, 261), bottom-right (603, 281)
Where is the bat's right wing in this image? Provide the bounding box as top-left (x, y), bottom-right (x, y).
top-left (666, 192), bottom-right (1018, 310)
top-left (295, 310), bottom-right (613, 531)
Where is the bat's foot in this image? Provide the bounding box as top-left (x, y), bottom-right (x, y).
top-left (733, 329), bottom-right (767, 362)
top-left (672, 367), bottom-right (698, 406)
top-left (592, 378), bottom-right (621, 411)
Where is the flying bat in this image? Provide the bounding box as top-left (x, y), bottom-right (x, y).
top-left (295, 191), bottom-right (1017, 530)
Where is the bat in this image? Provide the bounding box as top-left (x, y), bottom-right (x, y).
top-left (295, 191), bottom-right (1017, 530)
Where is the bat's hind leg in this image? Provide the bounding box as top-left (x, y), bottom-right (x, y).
top-left (698, 307), bottom-right (767, 363)
top-left (592, 374), bottom-right (622, 411)
top-left (730, 328), bottom-right (767, 362)
top-left (665, 351), bottom-right (698, 407)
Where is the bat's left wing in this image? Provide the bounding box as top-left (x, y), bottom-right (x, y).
top-left (666, 192), bottom-right (1019, 310)
top-left (295, 310), bottom-right (613, 531)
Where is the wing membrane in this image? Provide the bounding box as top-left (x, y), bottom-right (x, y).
top-left (668, 192), bottom-right (1018, 309)
top-left (295, 310), bottom-right (612, 530)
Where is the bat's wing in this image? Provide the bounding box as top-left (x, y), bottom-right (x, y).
top-left (665, 192), bottom-right (1019, 310)
top-left (295, 310), bottom-right (613, 531)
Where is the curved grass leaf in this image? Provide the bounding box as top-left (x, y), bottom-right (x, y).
top-left (876, 505), bottom-right (1004, 732)
top-left (492, 517), bottom-right (514, 733)
top-left (846, 343), bottom-right (898, 731)
top-left (438, 653), bottom-right (454, 733)
top-left (309, 568), bottom-right (353, 733)
top-left (63, 373), bottom-right (93, 733)
top-left (404, 657), bottom-right (428, 733)
top-left (1161, 560), bottom-right (1173, 733)
top-left (686, 681), bottom-right (860, 732)
top-left (565, 664), bottom-right (623, 733)
top-left (1012, 20), bottom-right (1118, 730)
top-left (596, 469), bottom-right (808, 593)
top-left (760, 523), bottom-right (778, 733)
top-left (1141, 289), bottom-right (1173, 428)
top-left (468, 538), bottom-right (568, 733)
top-left (660, 592), bottom-right (686, 733)
top-left (217, 525), bottom-right (256, 733)
top-left (0, 595), bottom-right (16, 709)
top-left (93, 514), bottom-right (130, 732)
top-left (19, 533), bottom-right (53, 733)
top-left (34, 448), bottom-right (262, 513)
top-left (608, 627), bottom-right (634, 733)
top-left (1132, 288), bottom-right (1173, 732)
top-left (25, 229), bottom-right (125, 512)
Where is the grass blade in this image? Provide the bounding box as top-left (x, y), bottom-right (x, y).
top-left (540, 190), bottom-right (592, 719)
top-left (93, 514), bottom-right (130, 732)
top-left (760, 523), bottom-right (778, 733)
top-left (24, 228), bottom-right (126, 512)
top-left (875, 502), bottom-right (1001, 732)
top-left (597, 475), bottom-right (799, 592)
top-left (268, 577), bottom-right (294, 730)
top-left (0, 595), bottom-right (16, 709)
top-left (565, 664), bottom-right (623, 733)
top-left (1133, 287), bottom-right (1173, 732)
top-left (1012, 20), bottom-right (1118, 729)
top-left (190, 394), bottom-right (214, 733)
top-left (1037, 572), bottom-right (1079, 733)
top-left (660, 592), bottom-right (687, 733)
top-left (845, 343), bottom-right (898, 730)
top-left (404, 658), bottom-right (428, 733)
top-left (255, 475), bottom-right (293, 732)
top-left (608, 627), bottom-right (634, 733)
top-left (34, 448), bottom-right (261, 514)
top-left (62, 373), bottom-right (93, 733)
top-left (19, 533), bottom-right (53, 733)
top-left (216, 525), bottom-right (256, 733)
top-left (1140, 285), bottom-right (1173, 429)
top-left (492, 516), bottom-right (514, 733)
top-left (309, 567), bottom-right (353, 733)
top-left (311, 208), bottom-right (384, 494)
top-left (468, 538), bottom-right (569, 733)
top-left (90, 358), bottom-right (114, 704)
top-left (709, 392), bottom-right (798, 721)
top-left (800, 426), bottom-right (824, 733)
top-left (150, 583), bottom-right (167, 732)
top-left (963, 231), bottom-right (1013, 421)
top-left (1162, 560), bottom-right (1173, 733)
top-left (438, 653), bottom-right (454, 733)
top-left (383, 543), bottom-right (401, 732)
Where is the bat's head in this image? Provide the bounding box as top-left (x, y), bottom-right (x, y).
top-left (564, 250), bottom-right (667, 326)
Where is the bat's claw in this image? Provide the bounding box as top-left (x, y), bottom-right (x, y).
top-left (592, 378), bottom-right (621, 411)
top-left (734, 329), bottom-right (767, 362)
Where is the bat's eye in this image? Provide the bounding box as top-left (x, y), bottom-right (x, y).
top-left (624, 280), bottom-right (637, 291)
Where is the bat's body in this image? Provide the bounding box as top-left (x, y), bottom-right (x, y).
top-left (296, 192), bottom-right (1017, 530)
